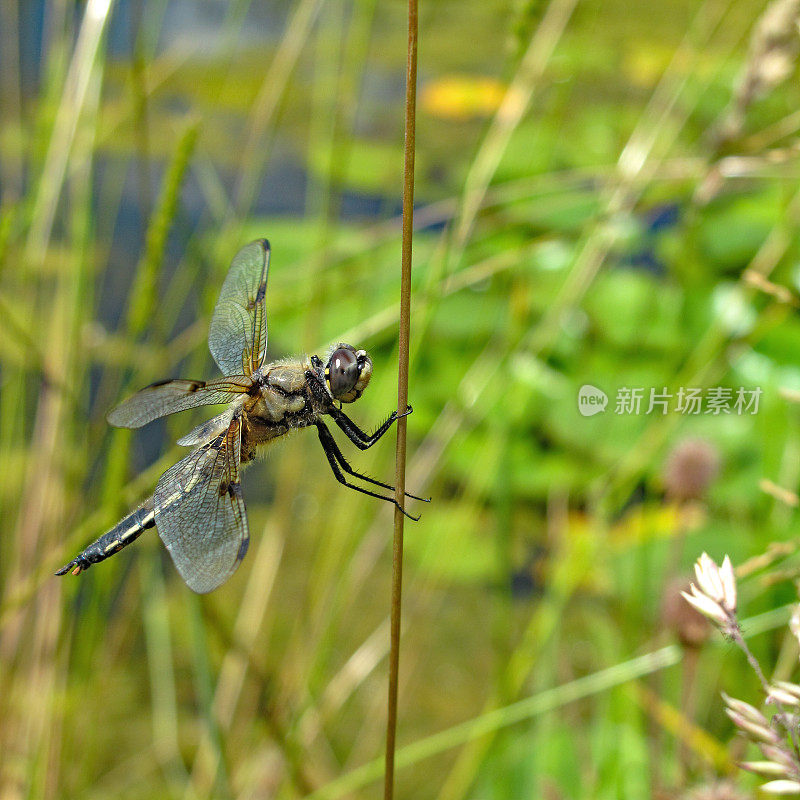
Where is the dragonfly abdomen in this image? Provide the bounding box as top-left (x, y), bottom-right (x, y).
top-left (56, 500), bottom-right (156, 577)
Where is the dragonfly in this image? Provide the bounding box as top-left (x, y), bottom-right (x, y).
top-left (57, 239), bottom-right (426, 593)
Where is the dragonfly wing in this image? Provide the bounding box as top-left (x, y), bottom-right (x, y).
top-left (154, 415), bottom-right (248, 594)
top-left (176, 406), bottom-right (236, 447)
top-left (208, 239), bottom-right (270, 377)
top-left (107, 376), bottom-right (252, 428)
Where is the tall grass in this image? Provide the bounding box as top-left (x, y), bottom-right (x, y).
top-left (3, 0), bottom-right (800, 798)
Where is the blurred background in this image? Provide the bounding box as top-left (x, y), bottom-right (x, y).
top-left (3, 0), bottom-right (800, 797)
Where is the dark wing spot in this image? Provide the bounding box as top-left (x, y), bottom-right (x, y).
top-left (146, 378), bottom-right (205, 391)
top-left (218, 480), bottom-right (242, 499)
top-left (236, 537), bottom-right (249, 561)
top-left (206, 432), bottom-right (227, 450)
top-left (246, 282), bottom-right (267, 310)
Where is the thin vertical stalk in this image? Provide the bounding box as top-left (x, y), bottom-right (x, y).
top-left (385, 0), bottom-right (418, 797)
top-left (130, 0), bottom-right (153, 226)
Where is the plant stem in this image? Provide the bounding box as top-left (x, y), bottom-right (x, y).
top-left (384, 0), bottom-right (418, 796)
top-left (731, 624), bottom-right (800, 757)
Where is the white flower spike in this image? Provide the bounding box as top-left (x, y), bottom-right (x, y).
top-left (682, 553), bottom-right (738, 632)
top-left (681, 588), bottom-right (729, 626)
top-left (761, 779), bottom-right (800, 795)
top-left (718, 555), bottom-right (737, 612)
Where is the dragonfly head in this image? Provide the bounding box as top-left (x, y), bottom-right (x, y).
top-left (325, 344), bottom-right (373, 403)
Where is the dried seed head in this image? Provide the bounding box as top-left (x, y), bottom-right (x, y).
top-left (682, 554), bottom-right (738, 633)
top-left (773, 681), bottom-right (800, 702)
top-left (740, 0), bottom-right (800, 100)
top-left (767, 686), bottom-right (800, 708)
top-left (725, 708), bottom-right (782, 744)
top-left (761, 779), bottom-right (800, 795)
top-left (716, 555), bottom-right (738, 613)
top-left (715, 0), bottom-right (800, 146)
top-left (662, 577), bottom-right (711, 648)
top-left (722, 692), bottom-right (770, 726)
top-left (740, 761), bottom-right (793, 778)
top-left (663, 438), bottom-right (721, 502)
top-left (682, 588), bottom-right (730, 628)
top-left (759, 744), bottom-right (799, 771)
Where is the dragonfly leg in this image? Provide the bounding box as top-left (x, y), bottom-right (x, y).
top-left (316, 421), bottom-right (428, 502)
top-left (330, 404), bottom-right (413, 450)
top-left (315, 422), bottom-right (423, 520)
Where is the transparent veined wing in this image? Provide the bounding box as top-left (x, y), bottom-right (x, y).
top-left (208, 239), bottom-right (270, 377)
top-left (176, 407), bottom-right (236, 447)
top-left (107, 376), bottom-right (252, 429)
top-left (154, 415), bottom-right (248, 594)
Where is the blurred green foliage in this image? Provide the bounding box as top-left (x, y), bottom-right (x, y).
top-left (3, 0), bottom-right (800, 798)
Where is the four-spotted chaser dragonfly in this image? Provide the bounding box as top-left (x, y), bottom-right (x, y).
top-left (57, 239), bottom-right (425, 593)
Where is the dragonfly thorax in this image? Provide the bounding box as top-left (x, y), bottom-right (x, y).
top-left (248, 360), bottom-right (310, 424)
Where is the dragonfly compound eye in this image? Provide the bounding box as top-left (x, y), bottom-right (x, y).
top-left (327, 344), bottom-right (372, 402)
